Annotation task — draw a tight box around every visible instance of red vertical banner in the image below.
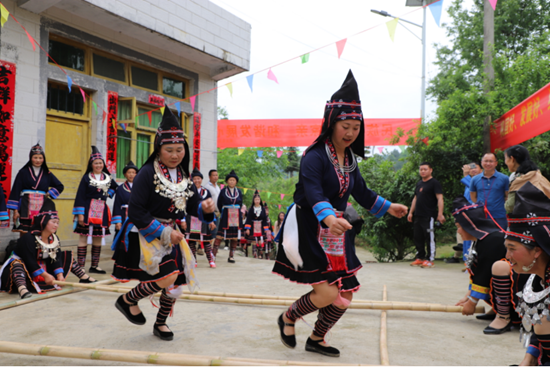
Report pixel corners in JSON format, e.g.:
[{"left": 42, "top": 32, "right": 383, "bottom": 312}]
[
  {"left": 106, "top": 91, "right": 118, "bottom": 175},
  {"left": 192, "top": 112, "right": 201, "bottom": 170},
  {"left": 0, "top": 61, "right": 15, "bottom": 200}
]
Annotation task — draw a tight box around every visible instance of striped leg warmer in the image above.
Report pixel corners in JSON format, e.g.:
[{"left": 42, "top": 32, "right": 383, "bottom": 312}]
[
  {"left": 203, "top": 241, "right": 214, "bottom": 263},
  {"left": 285, "top": 291, "right": 319, "bottom": 322},
  {"left": 11, "top": 261, "right": 28, "bottom": 289},
  {"left": 156, "top": 289, "right": 177, "bottom": 325},
  {"left": 492, "top": 275, "right": 512, "bottom": 316},
  {"left": 91, "top": 245, "right": 101, "bottom": 268},
  {"left": 213, "top": 239, "right": 221, "bottom": 257},
  {"left": 126, "top": 282, "right": 162, "bottom": 304},
  {"left": 189, "top": 241, "right": 197, "bottom": 260},
  {"left": 77, "top": 246, "right": 87, "bottom": 267},
  {"left": 313, "top": 304, "right": 348, "bottom": 339},
  {"left": 71, "top": 258, "right": 87, "bottom": 279}
]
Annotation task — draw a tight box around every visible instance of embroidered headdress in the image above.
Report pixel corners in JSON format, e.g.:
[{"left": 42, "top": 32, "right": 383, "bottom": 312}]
[
  {"left": 225, "top": 169, "right": 239, "bottom": 183},
  {"left": 451, "top": 196, "right": 501, "bottom": 240},
  {"left": 305, "top": 70, "right": 365, "bottom": 158},
  {"left": 23, "top": 142, "right": 49, "bottom": 172},
  {"left": 31, "top": 198, "right": 59, "bottom": 234},
  {"left": 191, "top": 167, "right": 203, "bottom": 179},
  {"left": 86, "top": 146, "right": 110, "bottom": 175},
  {"left": 123, "top": 160, "right": 139, "bottom": 175}
]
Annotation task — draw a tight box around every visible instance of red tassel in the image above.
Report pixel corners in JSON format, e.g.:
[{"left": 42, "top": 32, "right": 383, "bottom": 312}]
[{"left": 327, "top": 254, "right": 347, "bottom": 272}]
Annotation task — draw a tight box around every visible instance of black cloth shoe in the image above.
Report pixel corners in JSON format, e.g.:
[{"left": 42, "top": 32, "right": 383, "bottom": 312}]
[
  {"left": 115, "top": 295, "right": 146, "bottom": 325},
  {"left": 228, "top": 257, "right": 235, "bottom": 263},
  {"left": 89, "top": 266, "right": 106, "bottom": 274},
  {"left": 476, "top": 313, "right": 496, "bottom": 320},
  {"left": 79, "top": 277, "right": 98, "bottom": 283},
  {"left": 452, "top": 243, "right": 463, "bottom": 252},
  {"left": 20, "top": 290, "right": 32, "bottom": 299},
  {"left": 445, "top": 257, "right": 460, "bottom": 264},
  {"left": 153, "top": 323, "right": 174, "bottom": 341},
  {"left": 305, "top": 337, "right": 340, "bottom": 357},
  {"left": 278, "top": 313, "right": 296, "bottom": 348},
  {"left": 483, "top": 317, "right": 512, "bottom": 335}
]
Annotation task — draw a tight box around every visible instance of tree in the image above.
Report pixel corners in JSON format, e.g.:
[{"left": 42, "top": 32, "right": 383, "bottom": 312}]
[{"left": 285, "top": 147, "right": 301, "bottom": 178}]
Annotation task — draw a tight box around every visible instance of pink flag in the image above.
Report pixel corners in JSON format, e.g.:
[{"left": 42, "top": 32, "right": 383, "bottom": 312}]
[
  {"left": 79, "top": 87, "right": 86, "bottom": 103},
  {"left": 377, "top": 147, "right": 384, "bottom": 153},
  {"left": 488, "top": 0, "right": 497, "bottom": 10},
  {"left": 276, "top": 151, "right": 283, "bottom": 158},
  {"left": 220, "top": 184, "right": 225, "bottom": 189},
  {"left": 190, "top": 96, "right": 196, "bottom": 111},
  {"left": 102, "top": 111, "right": 107, "bottom": 125},
  {"left": 278, "top": 204, "right": 281, "bottom": 209},
  {"left": 336, "top": 38, "right": 347, "bottom": 59},
  {"left": 267, "top": 69, "right": 279, "bottom": 84},
  {"left": 147, "top": 111, "right": 152, "bottom": 125},
  {"left": 280, "top": 194, "right": 284, "bottom": 200},
  {"left": 24, "top": 29, "right": 35, "bottom": 51}
]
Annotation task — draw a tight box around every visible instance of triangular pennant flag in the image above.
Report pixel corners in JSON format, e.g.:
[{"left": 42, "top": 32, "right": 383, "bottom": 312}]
[
  {"left": 278, "top": 204, "right": 281, "bottom": 209},
  {"left": 244, "top": 188, "right": 248, "bottom": 194},
  {"left": 190, "top": 96, "right": 196, "bottom": 111},
  {"left": 377, "top": 147, "right": 384, "bottom": 154},
  {"left": 102, "top": 111, "right": 107, "bottom": 125},
  {"left": 335, "top": 39, "right": 347, "bottom": 59},
  {"left": 267, "top": 69, "right": 279, "bottom": 84},
  {"left": 276, "top": 151, "right": 283, "bottom": 158},
  {"left": 246, "top": 75, "right": 254, "bottom": 93},
  {"left": 79, "top": 87, "right": 86, "bottom": 103},
  {"left": 257, "top": 150, "right": 263, "bottom": 158},
  {"left": 398, "top": 145, "right": 406, "bottom": 152},
  {"left": 0, "top": 4, "right": 9, "bottom": 27},
  {"left": 122, "top": 123, "right": 127, "bottom": 133},
  {"left": 25, "top": 29, "right": 35, "bottom": 51},
  {"left": 220, "top": 184, "right": 225, "bottom": 189},
  {"left": 301, "top": 53, "right": 310, "bottom": 64},
  {"left": 160, "top": 106, "right": 165, "bottom": 115},
  {"left": 67, "top": 75, "right": 72, "bottom": 93},
  {"left": 421, "top": 137, "right": 429, "bottom": 146},
  {"left": 111, "top": 118, "right": 117, "bottom": 131},
  {"left": 175, "top": 102, "right": 181, "bottom": 116},
  {"left": 226, "top": 83, "right": 233, "bottom": 97},
  {"left": 238, "top": 148, "right": 244, "bottom": 156},
  {"left": 488, "top": 0, "right": 497, "bottom": 11},
  {"left": 429, "top": 0, "right": 443, "bottom": 27},
  {"left": 92, "top": 101, "right": 98, "bottom": 115},
  {"left": 386, "top": 18, "right": 399, "bottom": 42},
  {"left": 267, "top": 192, "right": 272, "bottom": 199},
  {"left": 280, "top": 194, "right": 284, "bottom": 200},
  {"left": 147, "top": 111, "right": 152, "bottom": 125}
]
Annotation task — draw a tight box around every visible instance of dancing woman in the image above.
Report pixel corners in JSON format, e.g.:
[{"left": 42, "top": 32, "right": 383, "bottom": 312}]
[{"left": 272, "top": 71, "right": 407, "bottom": 357}]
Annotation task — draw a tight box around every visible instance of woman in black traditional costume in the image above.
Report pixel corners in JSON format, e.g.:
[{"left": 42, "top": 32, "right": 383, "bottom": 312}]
[
  {"left": 72, "top": 146, "right": 118, "bottom": 274},
  {"left": 244, "top": 190, "right": 269, "bottom": 259},
  {"left": 213, "top": 170, "right": 243, "bottom": 263},
  {"left": 111, "top": 106, "right": 215, "bottom": 341},
  {"left": 7, "top": 143, "right": 64, "bottom": 234},
  {"left": 183, "top": 167, "right": 216, "bottom": 268},
  {"left": 0, "top": 198, "right": 96, "bottom": 299},
  {"left": 112, "top": 161, "right": 139, "bottom": 233},
  {"left": 273, "top": 71, "right": 408, "bottom": 357}
]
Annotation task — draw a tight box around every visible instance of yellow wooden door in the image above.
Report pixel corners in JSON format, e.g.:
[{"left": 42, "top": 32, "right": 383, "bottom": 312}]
[{"left": 46, "top": 117, "right": 89, "bottom": 242}]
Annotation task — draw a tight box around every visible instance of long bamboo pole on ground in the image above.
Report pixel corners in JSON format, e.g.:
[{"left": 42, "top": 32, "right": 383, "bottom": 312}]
[
  {"left": 379, "top": 285, "right": 389, "bottom": 366},
  {"left": 0, "top": 279, "right": 117, "bottom": 312},
  {"left": 0, "top": 341, "right": 373, "bottom": 366},
  {"left": 54, "top": 281, "right": 485, "bottom": 313}
]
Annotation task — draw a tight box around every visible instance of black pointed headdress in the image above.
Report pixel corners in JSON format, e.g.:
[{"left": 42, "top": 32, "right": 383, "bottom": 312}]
[
  {"left": 225, "top": 169, "right": 239, "bottom": 183},
  {"left": 305, "top": 70, "right": 365, "bottom": 158},
  {"left": 31, "top": 197, "right": 59, "bottom": 234},
  {"left": 123, "top": 161, "right": 139, "bottom": 175},
  {"left": 452, "top": 196, "right": 501, "bottom": 240},
  {"left": 86, "top": 146, "right": 111, "bottom": 175},
  {"left": 251, "top": 189, "right": 263, "bottom": 207},
  {"left": 144, "top": 105, "right": 190, "bottom": 177},
  {"left": 23, "top": 142, "right": 49, "bottom": 172},
  {"left": 191, "top": 167, "right": 203, "bottom": 179}
]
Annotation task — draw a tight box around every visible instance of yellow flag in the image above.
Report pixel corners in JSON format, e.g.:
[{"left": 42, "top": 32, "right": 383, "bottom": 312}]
[
  {"left": 160, "top": 106, "right": 165, "bottom": 115},
  {"left": 111, "top": 118, "right": 117, "bottom": 131},
  {"left": 238, "top": 148, "right": 244, "bottom": 156},
  {"left": 0, "top": 4, "right": 9, "bottom": 27},
  {"left": 386, "top": 18, "right": 399, "bottom": 42},
  {"left": 226, "top": 83, "right": 233, "bottom": 98},
  {"left": 244, "top": 188, "right": 248, "bottom": 194}
]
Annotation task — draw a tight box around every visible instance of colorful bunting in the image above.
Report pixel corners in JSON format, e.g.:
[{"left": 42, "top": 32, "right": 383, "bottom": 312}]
[
  {"left": 278, "top": 204, "right": 282, "bottom": 209},
  {"left": 421, "top": 137, "right": 429, "bottom": 146},
  {"left": 280, "top": 194, "right": 284, "bottom": 200},
  {"left": 238, "top": 148, "right": 244, "bottom": 156},
  {"left": 160, "top": 106, "right": 165, "bottom": 116},
  {"left": 276, "top": 151, "right": 283, "bottom": 158},
  {"left": 92, "top": 101, "right": 98, "bottom": 115},
  {"left": 111, "top": 118, "right": 116, "bottom": 132},
  {"left": 267, "top": 69, "right": 279, "bottom": 84},
  {"left": 122, "top": 123, "right": 127, "bottom": 133},
  {"left": 190, "top": 96, "right": 196, "bottom": 111},
  {"left": 246, "top": 75, "right": 254, "bottom": 93},
  {"left": 0, "top": 4, "right": 9, "bottom": 27},
  {"left": 79, "top": 87, "right": 86, "bottom": 103},
  {"left": 220, "top": 184, "right": 225, "bottom": 189},
  {"left": 335, "top": 39, "right": 347, "bottom": 59},
  {"left": 377, "top": 147, "right": 384, "bottom": 154},
  {"left": 175, "top": 101, "right": 181, "bottom": 116},
  {"left": 386, "top": 18, "right": 399, "bottom": 42},
  {"left": 244, "top": 188, "right": 248, "bottom": 194},
  {"left": 147, "top": 111, "right": 152, "bottom": 125},
  {"left": 429, "top": 0, "right": 443, "bottom": 27},
  {"left": 301, "top": 53, "right": 310, "bottom": 64},
  {"left": 257, "top": 150, "right": 263, "bottom": 158},
  {"left": 66, "top": 75, "right": 72, "bottom": 93},
  {"left": 102, "top": 111, "right": 107, "bottom": 125},
  {"left": 24, "top": 28, "right": 35, "bottom": 51},
  {"left": 267, "top": 192, "right": 272, "bottom": 199},
  {"left": 226, "top": 83, "right": 233, "bottom": 97},
  {"left": 488, "top": 0, "right": 497, "bottom": 11},
  {"left": 398, "top": 145, "right": 406, "bottom": 152}
]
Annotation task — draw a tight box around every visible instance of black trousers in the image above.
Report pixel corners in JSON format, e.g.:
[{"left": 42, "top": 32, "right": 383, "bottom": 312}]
[{"left": 414, "top": 216, "right": 435, "bottom": 261}]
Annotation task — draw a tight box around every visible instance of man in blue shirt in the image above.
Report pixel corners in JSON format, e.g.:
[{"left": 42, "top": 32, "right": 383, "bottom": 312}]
[{"left": 470, "top": 153, "right": 509, "bottom": 230}]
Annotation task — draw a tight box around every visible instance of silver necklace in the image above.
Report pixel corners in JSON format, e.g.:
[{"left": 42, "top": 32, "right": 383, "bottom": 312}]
[
  {"left": 35, "top": 234, "right": 60, "bottom": 261},
  {"left": 325, "top": 144, "right": 357, "bottom": 173},
  {"left": 153, "top": 159, "right": 193, "bottom": 213},
  {"left": 516, "top": 273, "right": 550, "bottom": 349},
  {"left": 89, "top": 173, "right": 111, "bottom": 196}
]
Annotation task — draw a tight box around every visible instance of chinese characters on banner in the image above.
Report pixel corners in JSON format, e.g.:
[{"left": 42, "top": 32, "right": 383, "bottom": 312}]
[
  {"left": 193, "top": 113, "right": 201, "bottom": 169},
  {"left": 490, "top": 81, "right": 550, "bottom": 151},
  {"left": 0, "top": 61, "right": 15, "bottom": 200},
  {"left": 106, "top": 91, "right": 118, "bottom": 175},
  {"left": 148, "top": 94, "right": 165, "bottom": 107},
  {"left": 217, "top": 118, "right": 421, "bottom": 148}
]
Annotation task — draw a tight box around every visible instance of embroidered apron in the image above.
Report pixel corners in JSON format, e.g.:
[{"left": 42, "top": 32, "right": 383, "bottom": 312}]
[
  {"left": 253, "top": 220, "right": 262, "bottom": 237},
  {"left": 190, "top": 216, "right": 202, "bottom": 233},
  {"left": 318, "top": 211, "right": 347, "bottom": 272},
  {"left": 27, "top": 193, "right": 44, "bottom": 218},
  {"left": 88, "top": 199, "right": 105, "bottom": 225},
  {"left": 228, "top": 208, "right": 239, "bottom": 227}
]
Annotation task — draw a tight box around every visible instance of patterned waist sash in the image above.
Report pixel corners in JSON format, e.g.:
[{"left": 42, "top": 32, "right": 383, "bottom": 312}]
[{"left": 318, "top": 210, "right": 347, "bottom": 272}]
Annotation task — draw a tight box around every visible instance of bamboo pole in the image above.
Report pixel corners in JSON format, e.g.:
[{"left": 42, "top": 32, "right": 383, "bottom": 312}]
[
  {"left": 379, "top": 285, "right": 389, "bottom": 366},
  {"left": 0, "top": 279, "right": 117, "bottom": 312},
  {"left": 54, "top": 281, "right": 485, "bottom": 313},
  {"left": 0, "top": 340, "right": 373, "bottom": 366}
]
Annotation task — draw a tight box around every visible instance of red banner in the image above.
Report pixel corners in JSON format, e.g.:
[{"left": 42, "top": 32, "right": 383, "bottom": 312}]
[
  {"left": 193, "top": 112, "right": 201, "bottom": 169},
  {"left": 0, "top": 61, "right": 15, "bottom": 200},
  {"left": 491, "top": 82, "right": 550, "bottom": 151},
  {"left": 217, "top": 118, "right": 420, "bottom": 149},
  {"left": 106, "top": 91, "right": 118, "bottom": 175}
]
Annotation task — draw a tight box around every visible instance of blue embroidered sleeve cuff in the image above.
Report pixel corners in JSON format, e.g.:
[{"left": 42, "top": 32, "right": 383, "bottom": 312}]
[
  {"left": 0, "top": 211, "right": 8, "bottom": 221},
  {"left": 32, "top": 268, "right": 45, "bottom": 277},
  {"left": 527, "top": 346, "right": 540, "bottom": 358},
  {"left": 108, "top": 189, "right": 115, "bottom": 198},
  {"left": 72, "top": 207, "right": 85, "bottom": 215},
  {"left": 111, "top": 216, "right": 122, "bottom": 224},
  {"left": 198, "top": 203, "right": 215, "bottom": 224},
  {"left": 469, "top": 290, "right": 490, "bottom": 301},
  {"left": 312, "top": 201, "right": 336, "bottom": 223},
  {"left": 369, "top": 196, "right": 392, "bottom": 218},
  {"left": 7, "top": 200, "right": 19, "bottom": 210},
  {"left": 53, "top": 268, "right": 64, "bottom": 275},
  {"left": 139, "top": 220, "right": 164, "bottom": 242},
  {"left": 48, "top": 188, "right": 60, "bottom": 199}
]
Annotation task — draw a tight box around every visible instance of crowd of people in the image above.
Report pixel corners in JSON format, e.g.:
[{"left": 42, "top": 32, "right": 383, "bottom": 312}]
[{"left": 1, "top": 69, "right": 550, "bottom": 363}]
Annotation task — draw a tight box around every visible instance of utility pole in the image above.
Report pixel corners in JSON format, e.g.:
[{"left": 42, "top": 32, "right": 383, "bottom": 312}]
[{"left": 482, "top": 0, "right": 494, "bottom": 153}]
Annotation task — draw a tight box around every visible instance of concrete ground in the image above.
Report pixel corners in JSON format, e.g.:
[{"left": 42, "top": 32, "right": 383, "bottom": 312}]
[{"left": 0, "top": 245, "right": 527, "bottom": 366}]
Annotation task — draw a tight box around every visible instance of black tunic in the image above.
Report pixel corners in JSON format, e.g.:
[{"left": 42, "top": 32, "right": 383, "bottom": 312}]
[
  {"left": 112, "top": 181, "right": 132, "bottom": 225},
  {"left": 185, "top": 186, "right": 213, "bottom": 241},
  {"left": 468, "top": 231, "right": 507, "bottom": 301},
  {"left": 216, "top": 186, "right": 243, "bottom": 239},
  {"left": 244, "top": 205, "right": 269, "bottom": 243}
]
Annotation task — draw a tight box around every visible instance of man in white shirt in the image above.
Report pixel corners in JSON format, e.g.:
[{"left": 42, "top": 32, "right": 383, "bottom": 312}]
[{"left": 205, "top": 169, "right": 221, "bottom": 240}]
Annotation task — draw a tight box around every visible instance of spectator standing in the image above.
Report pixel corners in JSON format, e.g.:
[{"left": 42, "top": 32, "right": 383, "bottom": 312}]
[
  {"left": 205, "top": 169, "right": 221, "bottom": 247},
  {"left": 470, "top": 153, "right": 509, "bottom": 230},
  {"left": 408, "top": 162, "right": 445, "bottom": 268}
]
